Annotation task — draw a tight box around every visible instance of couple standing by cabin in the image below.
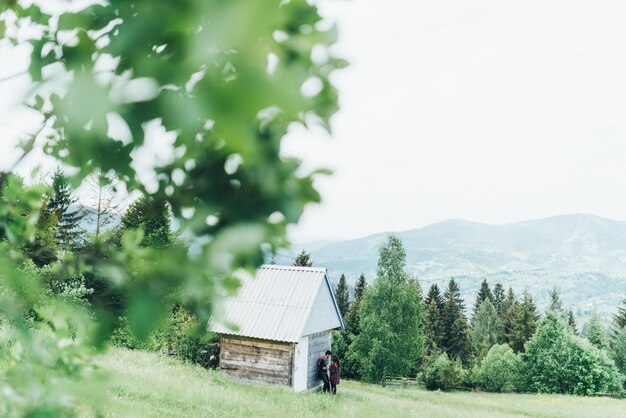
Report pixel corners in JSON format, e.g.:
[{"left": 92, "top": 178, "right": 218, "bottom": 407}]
[{"left": 317, "top": 350, "right": 341, "bottom": 394}]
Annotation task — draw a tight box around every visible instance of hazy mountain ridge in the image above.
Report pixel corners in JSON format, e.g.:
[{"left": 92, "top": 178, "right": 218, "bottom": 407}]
[
  {"left": 77, "top": 205, "right": 122, "bottom": 234},
  {"left": 283, "top": 214, "right": 626, "bottom": 321}
]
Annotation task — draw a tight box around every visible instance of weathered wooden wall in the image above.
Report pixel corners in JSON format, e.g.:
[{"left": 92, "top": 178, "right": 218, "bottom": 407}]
[
  {"left": 307, "top": 331, "right": 331, "bottom": 389},
  {"left": 220, "top": 336, "right": 294, "bottom": 386}
]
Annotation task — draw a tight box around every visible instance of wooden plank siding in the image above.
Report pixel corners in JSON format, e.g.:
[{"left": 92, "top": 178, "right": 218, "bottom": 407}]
[
  {"left": 307, "top": 331, "right": 331, "bottom": 389},
  {"left": 220, "top": 336, "right": 294, "bottom": 386}
]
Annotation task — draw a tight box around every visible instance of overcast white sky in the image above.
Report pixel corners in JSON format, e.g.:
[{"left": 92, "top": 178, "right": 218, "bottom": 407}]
[
  {"left": 3, "top": 1, "right": 626, "bottom": 241},
  {"left": 285, "top": 0, "right": 626, "bottom": 241}
]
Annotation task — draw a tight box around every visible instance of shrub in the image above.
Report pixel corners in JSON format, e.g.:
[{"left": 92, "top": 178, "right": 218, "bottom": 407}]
[
  {"left": 523, "top": 313, "right": 623, "bottom": 395},
  {"left": 110, "top": 316, "right": 151, "bottom": 350},
  {"left": 477, "top": 343, "right": 521, "bottom": 392},
  {"left": 155, "top": 307, "right": 219, "bottom": 369},
  {"left": 423, "top": 353, "right": 464, "bottom": 390}
]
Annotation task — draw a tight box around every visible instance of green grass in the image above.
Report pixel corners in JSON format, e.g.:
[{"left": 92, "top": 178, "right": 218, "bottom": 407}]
[{"left": 92, "top": 348, "right": 625, "bottom": 417}]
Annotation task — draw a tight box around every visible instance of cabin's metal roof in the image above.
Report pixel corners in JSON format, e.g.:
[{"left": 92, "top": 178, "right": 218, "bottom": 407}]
[{"left": 209, "top": 265, "right": 344, "bottom": 343}]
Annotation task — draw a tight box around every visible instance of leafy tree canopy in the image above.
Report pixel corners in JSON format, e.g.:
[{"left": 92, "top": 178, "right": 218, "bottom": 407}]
[
  {"left": 349, "top": 235, "right": 423, "bottom": 383},
  {"left": 522, "top": 313, "right": 622, "bottom": 395},
  {"left": 477, "top": 343, "right": 521, "bottom": 392}
]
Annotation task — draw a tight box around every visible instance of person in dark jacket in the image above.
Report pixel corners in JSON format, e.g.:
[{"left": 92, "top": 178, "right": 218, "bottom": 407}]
[
  {"left": 317, "top": 350, "right": 332, "bottom": 393},
  {"left": 329, "top": 355, "right": 340, "bottom": 395}
]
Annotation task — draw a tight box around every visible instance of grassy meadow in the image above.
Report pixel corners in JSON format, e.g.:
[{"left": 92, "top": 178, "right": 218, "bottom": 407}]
[{"left": 88, "top": 348, "right": 624, "bottom": 418}]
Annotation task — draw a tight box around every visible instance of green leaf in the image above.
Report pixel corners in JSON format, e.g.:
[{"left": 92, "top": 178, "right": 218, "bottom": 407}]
[{"left": 127, "top": 290, "right": 165, "bottom": 341}]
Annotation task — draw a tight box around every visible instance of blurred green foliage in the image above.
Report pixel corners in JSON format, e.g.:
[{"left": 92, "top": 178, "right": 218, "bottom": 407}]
[
  {"left": 111, "top": 307, "right": 220, "bottom": 369},
  {"left": 0, "top": 0, "right": 343, "bottom": 414}
]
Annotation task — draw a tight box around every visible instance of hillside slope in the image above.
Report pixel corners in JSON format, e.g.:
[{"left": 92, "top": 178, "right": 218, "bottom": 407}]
[
  {"left": 283, "top": 214, "right": 626, "bottom": 319},
  {"left": 93, "top": 348, "right": 625, "bottom": 417}
]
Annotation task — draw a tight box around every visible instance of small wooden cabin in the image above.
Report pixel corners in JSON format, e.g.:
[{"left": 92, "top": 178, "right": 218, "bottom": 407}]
[{"left": 209, "top": 265, "right": 345, "bottom": 392}]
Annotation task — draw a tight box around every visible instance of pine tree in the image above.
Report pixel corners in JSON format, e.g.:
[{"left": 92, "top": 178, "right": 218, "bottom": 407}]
[
  {"left": 23, "top": 196, "right": 60, "bottom": 266},
  {"left": 471, "top": 299, "right": 501, "bottom": 360},
  {"left": 498, "top": 287, "right": 516, "bottom": 344},
  {"left": 613, "top": 293, "right": 626, "bottom": 333},
  {"left": 567, "top": 309, "right": 578, "bottom": 335},
  {"left": 354, "top": 274, "right": 367, "bottom": 301},
  {"left": 547, "top": 287, "right": 563, "bottom": 316},
  {"left": 423, "top": 284, "right": 445, "bottom": 357},
  {"left": 341, "top": 274, "right": 367, "bottom": 379},
  {"left": 472, "top": 279, "right": 493, "bottom": 325},
  {"left": 119, "top": 196, "right": 175, "bottom": 248},
  {"left": 425, "top": 283, "right": 445, "bottom": 313},
  {"left": 583, "top": 311, "right": 608, "bottom": 350},
  {"left": 612, "top": 327, "right": 626, "bottom": 376},
  {"left": 349, "top": 235, "right": 423, "bottom": 382},
  {"left": 441, "top": 278, "right": 471, "bottom": 365},
  {"left": 293, "top": 250, "right": 312, "bottom": 267},
  {"left": 345, "top": 274, "right": 367, "bottom": 337},
  {"left": 492, "top": 283, "right": 505, "bottom": 316},
  {"left": 334, "top": 274, "right": 350, "bottom": 318},
  {"left": 47, "top": 168, "right": 85, "bottom": 249},
  {"left": 409, "top": 274, "right": 423, "bottom": 301},
  {"left": 506, "top": 291, "right": 539, "bottom": 353}
]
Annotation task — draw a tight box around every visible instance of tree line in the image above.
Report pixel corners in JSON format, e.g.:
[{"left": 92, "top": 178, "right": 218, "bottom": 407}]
[
  {"left": 296, "top": 236, "right": 626, "bottom": 395},
  {"left": 2, "top": 170, "right": 218, "bottom": 368}
]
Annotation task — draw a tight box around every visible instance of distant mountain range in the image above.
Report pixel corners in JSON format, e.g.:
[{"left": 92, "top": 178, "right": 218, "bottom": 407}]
[
  {"left": 77, "top": 205, "right": 122, "bottom": 234},
  {"left": 279, "top": 214, "right": 626, "bottom": 323}
]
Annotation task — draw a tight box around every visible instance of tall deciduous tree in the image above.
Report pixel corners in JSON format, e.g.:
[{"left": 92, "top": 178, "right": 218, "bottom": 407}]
[
  {"left": 293, "top": 250, "right": 313, "bottom": 267},
  {"left": 334, "top": 274, "right": 350, "bottom": 318},
  {"left": 441, "top": 278, "right": 471, "bottom": 364},
  {"left": 349, "top": 235, "right": 423, "bottom": 382}
]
